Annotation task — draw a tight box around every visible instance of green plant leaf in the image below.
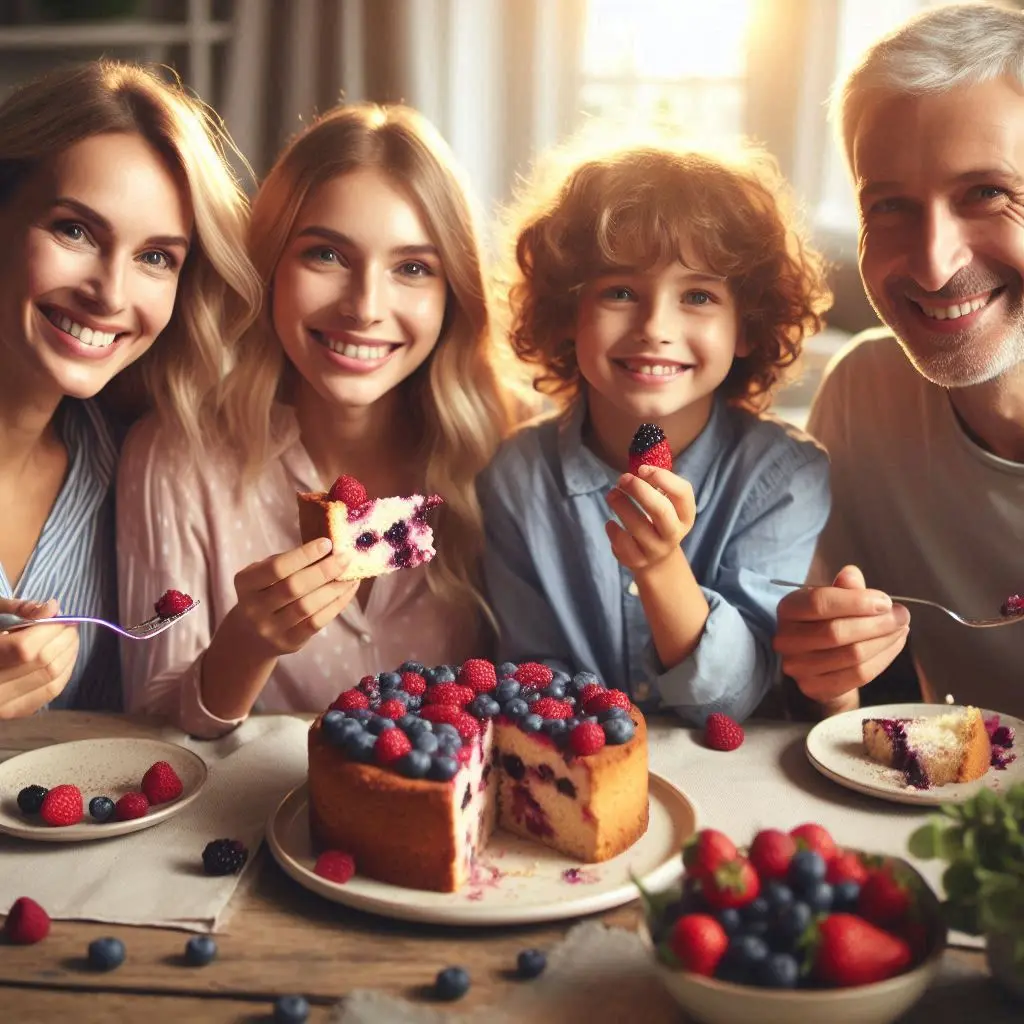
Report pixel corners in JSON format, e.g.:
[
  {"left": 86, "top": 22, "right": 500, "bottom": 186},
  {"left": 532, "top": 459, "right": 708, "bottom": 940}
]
[{"left": 908, "top": 820, "right": 943, "bottom": 859}]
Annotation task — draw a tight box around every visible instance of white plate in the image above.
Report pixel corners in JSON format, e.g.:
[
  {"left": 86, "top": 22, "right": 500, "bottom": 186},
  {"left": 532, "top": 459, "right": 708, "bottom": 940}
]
[
  {"left": 806, "top": 702, "right": 1024, "bottom": 806},
  {"left": 266, "top": 773, "right": 696, "bottom": 925},
  {"left": 0, "top": 738, "right": 208, "bottom": 841}
]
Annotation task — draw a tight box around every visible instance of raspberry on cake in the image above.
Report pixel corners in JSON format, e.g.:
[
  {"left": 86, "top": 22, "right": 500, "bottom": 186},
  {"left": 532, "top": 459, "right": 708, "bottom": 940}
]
[
  {"left": 862, "top": 706, "right": 992, "bottom": 788},
  {"left": 296, "top": 474, "right": 443, "bottom": 581},
  {"left": 307, "top": 659, "right": 649, "bottom": 892}
]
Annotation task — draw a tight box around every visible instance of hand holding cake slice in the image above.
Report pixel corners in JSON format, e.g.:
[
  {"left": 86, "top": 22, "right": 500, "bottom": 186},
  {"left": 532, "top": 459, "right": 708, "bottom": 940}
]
[{"left": 297, "top": 474, "right": 443, "bottom": 582}]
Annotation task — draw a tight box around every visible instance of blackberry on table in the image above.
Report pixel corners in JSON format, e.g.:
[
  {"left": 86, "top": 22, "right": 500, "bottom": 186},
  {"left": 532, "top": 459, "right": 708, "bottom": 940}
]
[{"left": 201, "top": 838, "right": 249, "bottom": 876}]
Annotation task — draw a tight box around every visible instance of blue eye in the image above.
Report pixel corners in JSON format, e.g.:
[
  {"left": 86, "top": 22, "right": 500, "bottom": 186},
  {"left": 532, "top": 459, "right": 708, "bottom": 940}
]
[
  {"left": 685, "top": 291, "right": 712, "bottom": 305},
  {"left": 139, "top": 250, "right": 175, "bottom": 270},
  {"left": 55, "top": 221, "right": 87, "bottom": 242}
]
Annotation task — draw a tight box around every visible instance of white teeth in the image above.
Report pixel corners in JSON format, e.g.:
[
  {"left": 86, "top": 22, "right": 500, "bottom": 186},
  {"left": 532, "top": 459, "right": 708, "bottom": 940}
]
[
  {"left": 324, "top": 337, "right": 393, "bottom": 361},
  {"left": 625, "top": 362, "right": 682, "bottom": 376},
  {"left": 47, "top": 310, "right": 117, "bottom": 347},
  {"left": 919, "top": 294, "right": 990, "bottom": 321}
]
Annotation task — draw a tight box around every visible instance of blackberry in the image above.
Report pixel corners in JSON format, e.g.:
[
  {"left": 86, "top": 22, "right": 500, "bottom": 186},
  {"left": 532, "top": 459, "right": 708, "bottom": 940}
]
[
  {"left": 201, "top": 839, "right": 249, "bottom": 876},
  {"left": 88, "top": 937, "right": 126, "bottom": 972},
  {"left": 273, "top": 994, "right": 310, "bottom": 1024},
  {"left": 184, "top": 935, "right": 218, "bottom": 966},
  {"left": 434, "top": 965, "right": 470, "bottom": 1001},
  {"left": 628, "top": 422, "right": 666, "bottom": 456},
  {"left": 516, "top": 948, "right": 547, "bottom": 979},
  {"left": 17, "top": 785, "right": 48, "bottom": 816},
  {"left": 383, "top": 520, "right": 409, "bottom": 545},
  {"left": 89, "top": 796, "right": 116, "bottom": 823}
]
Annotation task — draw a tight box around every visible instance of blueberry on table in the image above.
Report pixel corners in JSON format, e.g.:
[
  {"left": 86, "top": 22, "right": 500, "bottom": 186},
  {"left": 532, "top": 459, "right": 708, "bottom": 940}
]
[
  {"left": 184, "top": 935, "right": 217, "bottom": 966},
  {"left": 17, "top": 785, "right": 48, "bottom": 816},
  {"left": 434, "top": 965, "right": 471, "bottom": 1000},
  {"left": 273, "top": 994, "right": 310, "bottom": 1023},
  {"left": 87, "top": 937, "right": 126, "bottom": 971},
  {"left": 516, "top": 948, "right": 547, "bottom": 979}
]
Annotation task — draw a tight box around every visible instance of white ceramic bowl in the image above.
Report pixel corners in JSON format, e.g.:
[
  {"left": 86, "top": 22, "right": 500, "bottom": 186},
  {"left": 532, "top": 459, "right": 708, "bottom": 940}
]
[{"left": 643, "top": 858, "right": 947, "bottom": 1024}]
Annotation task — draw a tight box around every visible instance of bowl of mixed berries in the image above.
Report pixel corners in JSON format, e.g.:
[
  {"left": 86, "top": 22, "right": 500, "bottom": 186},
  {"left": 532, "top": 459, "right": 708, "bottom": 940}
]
[{"left": 639, "top": 823, "right": 946, "bottom": 1024}]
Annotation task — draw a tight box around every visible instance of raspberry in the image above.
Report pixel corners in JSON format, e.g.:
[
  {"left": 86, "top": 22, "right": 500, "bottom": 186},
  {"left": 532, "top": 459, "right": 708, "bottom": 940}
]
[
  {"left": 419, "top": 703, "right": 461, "bottom": 726},
  {"left": 578, "top": 683, "right": 605, "bottom": 707},
  {"left": 514, "top": 662, "right": 553, "bottom": 689},
  {"left": 628, "top": 423, "right": 673, "bottom": 474},
  {"left": 568, "top": 722, "right": 606, "bottom": 756},
  {"left": 4, "top": 897, "right": 50, "bottom": 945},
  {"left": 584, "top": 689, "right": 630, "bottom": 715},
  {"left": 141, "top": 761, "right": 183, "bottom": 805},
  {"left": 332, "top": 689, "right": 370, "bottom": 712},
  {"left": 314, "top": 850, "right": 356, "bottom": 884},
  {"left": 40, "top": 784, "right": 82, "bottom": 827},
  {"left": 704, "top": 712, "right": 744, "bottom": 752},
  {"left": 375, "top": 728, "right": 413, "bottom": 765},
  {"left": 452, "top": 712, "right": 481, "bottom": 742},
  {"left": 424, "top": 682, "right": 474, "bottom": 707},
  {"left": 327, "top": 474, "right": 368, "bottom": 507},
  {"left": 377, "top": 699, "right": 407, "bottom": 720},
  {"left": 400, "top": 671, "right": 427, "bottom": 696},
  {"left": 154, "top": 589, "right": 193, "bottom": 619},
  {"left": 532, "top": 698, "right": 574, "bottom": 720},
  {"left": 457, "top": 745, "right": 474, "bottom": 764},
  {"left": 114, "top": 792, "right": 150, "bottom": 821},
  {"left": 458, "top": 659, "right": 497, "bottom": 693},
  {"left": 202, "top": 839, "right": 249, "bottom": 875}
]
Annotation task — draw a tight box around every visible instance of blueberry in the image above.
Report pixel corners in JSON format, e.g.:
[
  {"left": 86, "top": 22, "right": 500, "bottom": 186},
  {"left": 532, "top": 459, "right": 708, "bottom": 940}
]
[
  {"left": 497, "top": 661, "right": 518, "bottom": 678},
  {"left": 516, "top": 948, "right": 547, "bottom": 979},
  {"left": 755, "top": 952, "right": 800, "bottom": 989},
  {"left": 494, "top": 679, "right": 521, "bottom": 703},
  {"left": 804, "top": 880, "right": 834, "bottom": 914},
  {"left": 433, "top": 722, "right": 459, "bottom": 742},
  {"left": 347, "top": 708, "right": 374, "bottom": 722},
  {"left": 404, "top": 695, "right": 423, "bottom": 712},
  {"left": 399, "top": 660, "right": 426, "bottom": 674},
  {"left": 771, "top": 901, "right": 812, "bottom": 944},
  {"left": 762, "top": 880, "right": 794, "bottom": 914},
  {"left": 425, "top": 665, "right": 456, "bottom": 685},
  {"left": 467, "top": 695, "right": 501, "bottom": 719},
  {"left": 540, "top": 718, "right": 567, "bottom": 740},
  {"left": 404, "top": 717, "right": 433, "bottom": 736},
  {"left": 787, "top": 850, "right": 827, "bottom": 892},
  {"left": 520, "top": 713, "right": 543, "bottom": 733},
  {"left": 716, "top": 907, "right": 743, "bottom": 935},
  {"left": 659, "top": 898, "right": 688, "bottom": 930},
  {"left": 324, "top": 713, "right": 360, "bottom": 746},
  {"left": 365, "top": 715, "right": 396, "bottom": 735},
  {"left": 550, "top": 670, "right": 571, "bottom": 687},
  {"left": 184, "top": 935, "right": 217, "bottom": 966},
  {"left": 579, "top": 714, "right": 598, "bottom": 725},
  {"left": 598, "top": 706, "right": 629, "bottom": 723},
  {"left": 503, "top": 697, "right": 529, "bottom": 719},
  {"left": 378, "top": 671, "right": 402, "bottom": 690},
  {"left": 396, "top": 713, "right": 418, "bottom": 732},
  {"left": 398, "top": 750, "right": 432, "bottom": 779},
  {"left": 435, "top": 735, "right": 462, "bottom": 758},
  {"left": 434, "top": 965, "right": 470, "bottom": 1000},
  {"left": 572, "top": 671, "right": 598, "bottom": 693},
  {"left": 541, "top": 681, "right": 567, "bottom": 700},
  {"left": 832, "top": 880, "right": 861, "bottom": 913},
  {"left": 88, "top": 937, "right": 126, "bottom": 971},
  {"left": 273, "top": 994, "right": 310, "bottom": 1023},
  {"left": 388, "top": 689, "right": 411, "bottom": 706},
  {"left": 602, "top": 717, "right": 636, "bottom": 745},
  {"left": 428, "top": 755, "right": 460, "bottom": 782},
  {"left": 741, "top": 896, "right": 770, "bottom": 927},
  {"left": 722, "top": 934, "right": 770, "bottom": 983},
  {"left": 89, "top": 796, "right": 115, "bottom": 822},
  {"left": 565, "top": 717, "right": 581, "bottom": 731},
  {"left": 523, "top": 690, "right": 541, "bottom": 705},
  {"left": 343, "top": 731, "right": 377, "bottom": 763},
  {"left": 16, "top": 785, "right": 48, "bottom": 815},
  {"left": 412, "top": 731, "right": 440, "bottom": 755}
]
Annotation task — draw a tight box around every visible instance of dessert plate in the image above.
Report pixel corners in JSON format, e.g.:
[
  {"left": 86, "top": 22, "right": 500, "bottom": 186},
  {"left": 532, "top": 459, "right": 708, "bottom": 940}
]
[
  {"left": 806, "top": 703, "right": 1024, "bottom": 806},
  {"left": 0, "top": 738, "right": 208, "bottom": 841},
  {"left": 266, "top": 773, "right": 696, "bottom": 926}
]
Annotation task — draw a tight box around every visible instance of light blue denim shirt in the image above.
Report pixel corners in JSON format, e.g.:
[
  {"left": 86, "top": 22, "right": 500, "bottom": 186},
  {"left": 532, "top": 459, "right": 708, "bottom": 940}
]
[{"left": 478, "top": 395, "right": 831, "bottom": 725}]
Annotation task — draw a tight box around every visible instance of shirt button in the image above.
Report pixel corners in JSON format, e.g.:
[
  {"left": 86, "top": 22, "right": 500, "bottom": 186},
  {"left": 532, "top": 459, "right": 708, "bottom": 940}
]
[
  {"left": 358, "top": 632, "right": 372, "bottom": 645},
  {"left": 634, "top": 682, "right": 652, "bottom": 700},
  {"left": 627, "top": 581, "right": 639, "bottom": 596}
]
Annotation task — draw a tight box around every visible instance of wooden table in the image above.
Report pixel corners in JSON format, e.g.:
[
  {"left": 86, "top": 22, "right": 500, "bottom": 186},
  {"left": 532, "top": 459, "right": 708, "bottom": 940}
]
[{"left": 0, "top": 713, "right": 996, "bottom": 1023}]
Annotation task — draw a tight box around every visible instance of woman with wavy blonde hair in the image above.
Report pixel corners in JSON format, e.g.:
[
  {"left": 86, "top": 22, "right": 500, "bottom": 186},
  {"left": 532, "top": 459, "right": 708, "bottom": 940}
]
[
  {"left": 119, "top": 103, "right": 515, "bottom": 737},
  {"left": 0, "top": 60, "right": 258, "bottom": 719}
]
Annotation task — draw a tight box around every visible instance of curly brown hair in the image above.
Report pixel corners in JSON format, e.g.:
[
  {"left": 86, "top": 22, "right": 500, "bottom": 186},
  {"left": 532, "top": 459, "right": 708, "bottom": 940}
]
[{"left": 501, "top": 137, "right": 832, "bottom": 412}]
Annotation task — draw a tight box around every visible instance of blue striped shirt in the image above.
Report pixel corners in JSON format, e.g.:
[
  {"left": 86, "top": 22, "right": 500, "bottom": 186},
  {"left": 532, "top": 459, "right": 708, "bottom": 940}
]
[
  {"left": 0, "top": 399, "right": 121, "bottom": 710},
  {"left": 479, "top": 395, "right": 831, "bottom": 725}
]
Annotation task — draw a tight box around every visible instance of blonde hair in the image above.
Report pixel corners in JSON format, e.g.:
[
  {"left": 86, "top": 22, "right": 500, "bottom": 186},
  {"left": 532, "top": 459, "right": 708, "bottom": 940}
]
[
  {"left": 217, "top": 102, "right": 515, "bottom": 628},
  {"left": 0, "top": 60, "right": 261, "bottom": 443}
]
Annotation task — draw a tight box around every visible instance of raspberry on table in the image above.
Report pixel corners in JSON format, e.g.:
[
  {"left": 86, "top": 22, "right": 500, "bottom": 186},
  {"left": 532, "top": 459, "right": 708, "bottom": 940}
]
[
  {"left": 3, "top": 896, "right": 50, "bottom": 945},
  {"left": 704, "top": 712, "right": 744, "bottom": 752}
]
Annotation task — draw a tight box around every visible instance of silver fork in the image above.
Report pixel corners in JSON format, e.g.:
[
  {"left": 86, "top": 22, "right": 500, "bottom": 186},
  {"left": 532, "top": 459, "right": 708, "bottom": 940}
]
[
  {"left": 770, "top": 580, "right": 1024, "bottom": 630},
  {"left": 3, "top": 601, "right": 200, "bottom": 641}
]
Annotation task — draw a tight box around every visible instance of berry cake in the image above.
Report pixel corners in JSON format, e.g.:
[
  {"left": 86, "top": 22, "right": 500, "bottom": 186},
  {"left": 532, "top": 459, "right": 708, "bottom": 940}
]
[
  {"left": 307, "top": 659, "right": 649, "bottom": 892},
  {"left": 297, "top": 474, "right": 443, "bottom": 582},
  {"left": 862, "top": 706, "right": 992, "bottom": 789}
]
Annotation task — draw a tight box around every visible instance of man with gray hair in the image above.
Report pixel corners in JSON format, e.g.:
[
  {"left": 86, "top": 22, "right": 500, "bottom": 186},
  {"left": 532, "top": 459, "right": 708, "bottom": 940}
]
[{"left": 774, "top": 1, "right": 1024, "bottom": 719}]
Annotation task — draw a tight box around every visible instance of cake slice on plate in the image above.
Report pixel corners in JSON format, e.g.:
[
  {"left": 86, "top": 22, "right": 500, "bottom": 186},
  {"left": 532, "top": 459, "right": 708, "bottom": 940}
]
[
  {"left": 862, "top": 706, "right": 992, "bottom": 789},
  {"left": 297, "top": 474, "right": 443, "bottom": 582}
]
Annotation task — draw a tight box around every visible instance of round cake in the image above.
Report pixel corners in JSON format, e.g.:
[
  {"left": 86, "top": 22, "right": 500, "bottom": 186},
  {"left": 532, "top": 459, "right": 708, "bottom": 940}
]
[{"left": 307, "top": 658, "right": 649, "bottom": 892}]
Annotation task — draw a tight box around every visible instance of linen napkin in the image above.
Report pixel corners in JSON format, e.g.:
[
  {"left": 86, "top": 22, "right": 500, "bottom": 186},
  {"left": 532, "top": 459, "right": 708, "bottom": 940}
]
[{"left": 0, "top": 715, "right": 309, "bottom": 932}]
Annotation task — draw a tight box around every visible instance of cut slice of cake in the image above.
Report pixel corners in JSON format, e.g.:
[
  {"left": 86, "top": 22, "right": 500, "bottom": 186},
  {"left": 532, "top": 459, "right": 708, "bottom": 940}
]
[
  {"left": 297, "top": 474, "right": 443, "bottom": 582},
  {"left": 862, "top": 706, "right": 992, "bottom": 789}
]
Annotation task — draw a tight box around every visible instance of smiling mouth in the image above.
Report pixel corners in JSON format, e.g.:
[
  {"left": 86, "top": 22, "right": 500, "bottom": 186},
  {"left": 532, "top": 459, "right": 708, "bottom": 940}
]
[
  {"left": 310, "top": 330, "right": 399, "bottom": 362},
  {"left": 615, "top": 359, "right": 692, "bottom": 377},
  {"left": 909, "top": 288, "right": 1003, "bottom": 322},
  {"left": 43, "top": 307, "right": 123, "bottom": 349}
]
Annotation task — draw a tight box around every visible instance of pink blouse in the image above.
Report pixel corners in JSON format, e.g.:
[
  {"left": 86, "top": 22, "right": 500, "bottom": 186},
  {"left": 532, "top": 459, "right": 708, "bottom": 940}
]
[{"left": 117, "top": 408, "right": 481, "bottom": 738}]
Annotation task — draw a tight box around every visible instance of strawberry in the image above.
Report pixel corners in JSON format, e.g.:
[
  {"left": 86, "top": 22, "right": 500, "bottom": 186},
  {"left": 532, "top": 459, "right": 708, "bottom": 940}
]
[
  {"left": 314, "top": 850, "right": 356, "bottom": 884},
  {"left": 457, "top": 659, "right": 497, "bottom": 693},
  {"left": 811, "top": 913, "right": 912, "bottom": 987},
  {"left": 513, "top": 662, "right": 553, "bottom": 689},
  {"left": 451, "top": 712, "right": 481, "bottom": 743},
  {"left": 40, "top": 784, "right": 82, "bottom": 827},
  {"left": 790, "top": 823, "right": 837, "bottom": 860},
  {"left": 154, "top": 588, "right": 193, "bottom": 619},
  {"left": 327, "top": 474, "right": 368, "bottom": 507},
  {"left": 374, "top": 729, "right": 412, "bottom": 766},
  {"left": 376, "top": 699, "right": 407, "bottom": 720},
  {"left": 4, "top": 897, "right": 50, "bottom": 945},
  {"left": 667, "top": 914, "right": 728, "bottom": 976},
  {"left": 701, "top": 856, "right": 761, "bottom": 910},
  {"left": 748, "top": 828, "right": 796, "bottom": 881},
  {"left": 399, "top": 671, "right": 427, "bottom": 697},
  {"left": 141, "top": 761, "right": 183, "bottom": 805},
  {"left": 858, "top": 865, "right": 913, "bottom": 929},
  {"left": 568, "top": 722, "right": 606, "bottom": 756},
  {"left": 114, "top": 792, "right": 150, "bottom": 821},
  {"left": 826, "top": 850, "right": 869, "bottom": 886},
  {"left": 332, "top": 689, "right": 370, "bottom": 713},
  {"left": 628, "top": 423, "right": 673, "bottom": 474},
  {"left": 704, "top": 713, "right": 744, "bottom": 751},
  {"left": 584, "top": 689, "right": 631, "bottom": 715},
  {"left": 683, "top": 829, "right": 738, "bottom": 877},
  {"left": 424, "top": 683, "right": 474, "bottom": 707},
  {"left": 532, "top": 698, "right": 574, "bottom": 720}
]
